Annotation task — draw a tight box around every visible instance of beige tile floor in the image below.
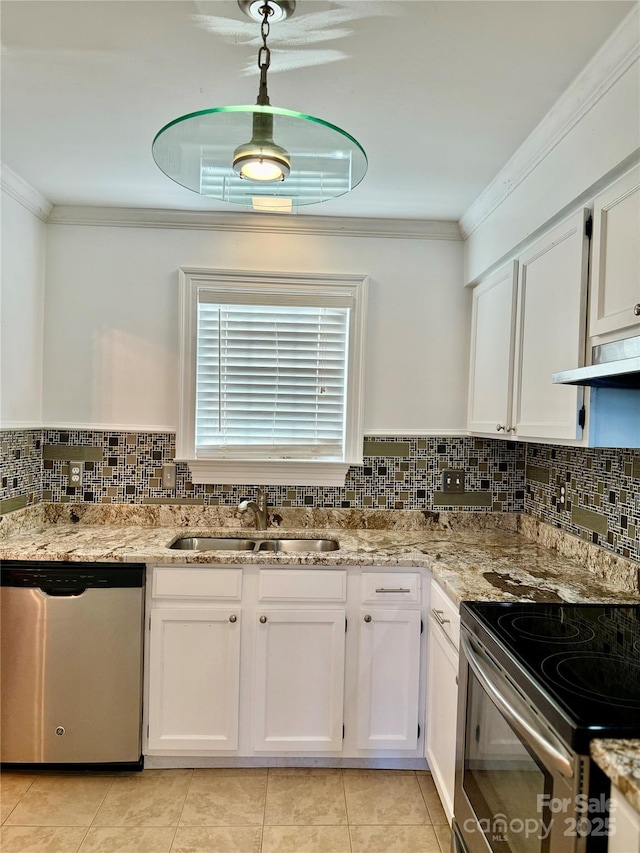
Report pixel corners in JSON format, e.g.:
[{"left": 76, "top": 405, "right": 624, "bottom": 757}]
[{"left": 1, "top": 768, "right": 452, "bottom": 853}]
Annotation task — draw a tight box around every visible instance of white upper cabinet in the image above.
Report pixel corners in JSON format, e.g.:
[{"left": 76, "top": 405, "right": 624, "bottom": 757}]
[
  {"left": 589, "top": 165, "right": 640, "bottom": 341},
  {"left": 467, "top": 262, "right": 518, "bottom": 435},
  {"left": 513, "top": 209, "right": 589, "bottom": 441},
  {"left": 467, "top": 208, "right": 589, "bottom": 442}
]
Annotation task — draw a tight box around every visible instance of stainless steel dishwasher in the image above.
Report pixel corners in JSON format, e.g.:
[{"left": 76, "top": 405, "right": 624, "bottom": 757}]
[{"left": 1, "top": 560, "right": 145, "bottom": 769}]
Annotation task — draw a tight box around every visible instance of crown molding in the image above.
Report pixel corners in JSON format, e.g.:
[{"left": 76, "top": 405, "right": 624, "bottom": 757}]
[
  {"left": 459, "top": 5, "right": 640, "bottom": 240},
  {"left": 48, "top": 204, "right": 461, "bottom": 241},
  {"left": 0, "top": 163, "right": 52, "bottom": 222}
]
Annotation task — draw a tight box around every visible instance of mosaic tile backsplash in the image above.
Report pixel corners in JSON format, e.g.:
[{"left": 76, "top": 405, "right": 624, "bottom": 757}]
[
  {"left": 1, "top": 428, "right": 639, "bottom": 562},
  {"left": 525, "top": 443, "right": 640, "bottom": 562},
  {"left": 0, "top": 429, "right": 43, "bottom": 512}
]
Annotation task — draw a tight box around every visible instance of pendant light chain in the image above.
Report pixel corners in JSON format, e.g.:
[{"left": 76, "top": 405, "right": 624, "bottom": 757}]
[{"left": 256, "top": 3, "right": 273, "bottom": 106}]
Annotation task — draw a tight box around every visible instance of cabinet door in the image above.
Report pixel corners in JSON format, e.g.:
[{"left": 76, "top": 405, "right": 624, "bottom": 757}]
[
  {"left": 425, "top": 617, "right": 458, "bottom": 823},
  {"left": 253, "top": 609, "right": 345, "bottom": 752},
  {"left": 148, "top": 608, "right": 241, "bottom": 751},
  {"left": 608, "top": 786, "right": 640, "bottom": 853},
  {"left": 467, "top": 261, "right": 519, "bottom": 436},
  {"left": 589, "top": 166, "right": 640, "bottom": 339},
  {"left": 514, "top": 209, "right": 589, "bottom": 440},
  {"left": 356, "top": 609, "right": 421, "bottom": 751}
]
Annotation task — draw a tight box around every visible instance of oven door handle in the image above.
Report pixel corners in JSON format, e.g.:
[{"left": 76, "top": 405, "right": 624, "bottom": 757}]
[{"left": 461, "top": 631, "right": 574, "bottom": 779}]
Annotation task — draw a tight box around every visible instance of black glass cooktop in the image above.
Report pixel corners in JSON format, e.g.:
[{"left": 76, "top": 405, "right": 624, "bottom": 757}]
[{"left": 461, "top": 601, "right": 640, "bottom": 752}]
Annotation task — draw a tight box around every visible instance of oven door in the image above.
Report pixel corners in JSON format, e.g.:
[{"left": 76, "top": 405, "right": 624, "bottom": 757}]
[{"left": 453, "top": 626, "right": 586, "bottom": 853}]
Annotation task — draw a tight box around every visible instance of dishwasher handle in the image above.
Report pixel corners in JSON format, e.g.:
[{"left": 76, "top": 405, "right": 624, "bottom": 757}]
[{"left": 41, "top": 586, "right": 87, "bottom": 596}]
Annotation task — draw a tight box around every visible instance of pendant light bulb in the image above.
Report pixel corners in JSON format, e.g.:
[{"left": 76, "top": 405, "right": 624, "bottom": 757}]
[{"left": 232, "top": 110, "right": 291, "bottom": 182}]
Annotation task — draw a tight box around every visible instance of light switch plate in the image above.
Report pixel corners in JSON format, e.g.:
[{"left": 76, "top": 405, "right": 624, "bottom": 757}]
[
  {"left": 162, "top": 463, "right": 177, "bottom": 489},
  {"left": 442, "top": 469, "right": 465, "bottom": 493}
]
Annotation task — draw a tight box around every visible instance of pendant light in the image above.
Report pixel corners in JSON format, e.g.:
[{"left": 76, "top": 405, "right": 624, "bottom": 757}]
[{"left": 152, "top": 0, "right": 367, "bottom": 210}]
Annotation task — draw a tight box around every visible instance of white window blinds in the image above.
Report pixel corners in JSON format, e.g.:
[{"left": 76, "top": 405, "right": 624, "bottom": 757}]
[{"left": 195, "top": 301, "right": 350, "bottom": 460}]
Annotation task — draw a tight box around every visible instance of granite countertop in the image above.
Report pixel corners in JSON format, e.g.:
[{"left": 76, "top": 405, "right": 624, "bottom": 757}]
[
  {"left": 1, "top": 502, "right": 639, "bottom": 808},
  {"left": 2, "top": 503, "right": 639, "bottom": 606}
]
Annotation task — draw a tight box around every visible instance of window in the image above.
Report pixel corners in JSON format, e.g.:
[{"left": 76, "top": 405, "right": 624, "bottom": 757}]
[{"left": 177, "top": 269, "right": 368, "bottom": 485}]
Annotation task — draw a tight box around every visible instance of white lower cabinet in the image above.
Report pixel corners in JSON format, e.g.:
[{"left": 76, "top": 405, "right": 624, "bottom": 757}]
[
  {"left": 147, "top": 607, "right": 241, "bottom": 751},
  {"left": 253, "top": 609, "right": 346, "bottom": 751},
  {"left": 609, "top": 786, "right": 640, "bottom": 853},
  {"left": 356, "top": 608, "right": 421, "bottom": 750},
  {"left": 425, "top": 580, "right": 460, "bottom": 824},
  {"left": 145, "top": 564, "right": 429, "bottom": 762}
]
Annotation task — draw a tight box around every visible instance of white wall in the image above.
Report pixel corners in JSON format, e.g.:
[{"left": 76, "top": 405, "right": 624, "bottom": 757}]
[
  {"left": 0, "top": 191, "right": 47, "bottom": 426},
  {"left": 464, "top": 40, "right": 640, "bottom": 283},
  {"left": 42, "top": 224, "right": 468, "bottom": 434}
]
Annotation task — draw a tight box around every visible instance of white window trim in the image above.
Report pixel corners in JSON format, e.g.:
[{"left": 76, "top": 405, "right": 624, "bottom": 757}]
[{"left": 176, "top": 268, "right": 368, "bottom": 486}]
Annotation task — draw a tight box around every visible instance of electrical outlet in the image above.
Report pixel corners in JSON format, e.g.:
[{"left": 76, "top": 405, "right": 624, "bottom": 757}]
[
  {"left": 442, "top": 469, "right": 465, "bottom": 493},
  {"left": 68, "top": 461, "right": 83, "bottom": 489},
  {"left": 162, "top": 463, "right": 177, "bottom": 489}
]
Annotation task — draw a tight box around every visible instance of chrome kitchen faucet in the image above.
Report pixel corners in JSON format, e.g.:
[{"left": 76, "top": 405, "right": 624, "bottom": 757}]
[{"left": 238, "top": 487, "right": 269, "bottom": 530}]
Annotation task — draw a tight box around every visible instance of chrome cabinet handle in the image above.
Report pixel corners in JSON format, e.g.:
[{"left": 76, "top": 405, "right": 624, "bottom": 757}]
[
  {"left": 229, "top": 614, "right": 237, "bottom": 623},
  {"left": 461, "top": 630, "right": 574, "bottom": 779},
  {"left": 259, "top": 615, "right": 267, "bottom": 624},
  {"left": 635, "top": 303, "right": 640, "bottom": 316},
  {"left": 497, "top": 424, "right": 514, "bottom": 433},
  {"left": 375, "top": 587, "right": 411, "bottom": 594},
  {"left": 431, "top": 608, "right": 450, "bottom": 626},
  {"left": 364, "top": 615, "right": 372, "bottom": 623},
  {"left": 496, "top": 423, "right": 506, "bottom": 431}
]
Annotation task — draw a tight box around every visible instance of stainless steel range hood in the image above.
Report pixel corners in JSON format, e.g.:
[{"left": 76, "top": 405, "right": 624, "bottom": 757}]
[{"left": 552, "top": 335, "right": 640, "bottom": 389}]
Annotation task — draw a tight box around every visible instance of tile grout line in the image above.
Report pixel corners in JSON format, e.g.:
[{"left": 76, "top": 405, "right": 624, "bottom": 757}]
[
  {"left": 168, "top": 767, "right": 195, "bottom": 852},
  {"left": 341, "top": 769, "right": 353, "bottom": 853},
  {"left": 1, "top": 772, "right": 39, "bottom": 826}
]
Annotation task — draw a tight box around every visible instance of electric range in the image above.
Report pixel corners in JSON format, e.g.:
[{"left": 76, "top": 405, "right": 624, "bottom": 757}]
[
  {"left": 453, "top": 601, "right": 640, "bottom": 853},
  {"left": 460, "top": 601, "right": 640, "bottom": 753}
]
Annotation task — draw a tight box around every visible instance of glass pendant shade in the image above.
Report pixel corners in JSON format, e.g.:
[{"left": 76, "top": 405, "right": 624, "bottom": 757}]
[{"left": 152, "top": 104, "right": 367, "bottom": 208}]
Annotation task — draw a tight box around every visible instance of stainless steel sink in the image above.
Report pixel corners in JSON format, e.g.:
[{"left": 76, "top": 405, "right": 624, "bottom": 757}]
[
  {"left": 169, "top": 536, "right": 339, "bottom": 552},
  {"left": 169, "top": 537, "right": 257, "bottom": 551},
  {"left": 256, "top": 539, "right": 339, "bottom": 552}
]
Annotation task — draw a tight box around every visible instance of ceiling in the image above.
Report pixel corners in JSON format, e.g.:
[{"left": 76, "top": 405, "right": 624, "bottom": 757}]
[{"left": 1, "top": 0, "right": 635, "bottom": 221}]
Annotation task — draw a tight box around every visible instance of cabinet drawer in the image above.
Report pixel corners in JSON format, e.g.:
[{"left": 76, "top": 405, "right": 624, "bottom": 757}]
[
  {"left": 429, "top": 580, "right": 460, "bottom": 649},
  {"left": 360, "top": 572, "right": 421, "bottom": 604},
  {"left": 153, "top": 567, "right": 243, "bottom": 600},
  {"left": 258, "top": 570, "right": 346, "bottom": 602}
]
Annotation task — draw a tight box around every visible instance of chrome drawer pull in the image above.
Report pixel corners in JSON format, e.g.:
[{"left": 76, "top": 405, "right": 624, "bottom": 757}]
[
  {"left": 431, "top": 608, "right": 450, "bottom": 626},
  {"left": 375, "top": 587, "right": 411, "bottom": 593}
]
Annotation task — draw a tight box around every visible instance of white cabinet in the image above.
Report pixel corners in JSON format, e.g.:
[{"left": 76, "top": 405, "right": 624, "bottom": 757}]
[
  {"left": 425, "top": 581, "right": 460, "bottom": 824},
  {"left": 467, "top": 261, "right": 518, "bottom": 435},
  {"left": 589, "top": 165, "right": 640, "bottom": 341},
  {"left": 356, "top": 572, "right": 423, "bottom": 751},
  {"left": 147, "top": 607, "right": 241, "bottom": 751},
  {"left": 146, "top": 564, "right": 429, "bottom": 763},
  {"left": 356, "top": 608, "right": 421, "bottom": 750},
  {"left": 513, "top": 209, "right": 589, "bottom": 441},
  {"left": 609, "top": 785, "right": 640, "bottom": 853},
  {"left": 467, "top": 209, "right": 589, "bottom": 442},
  {"left": 253, "top": 608, "right": 346, "bottom": 752},
  {"left": 253, "top": 569, "right": 347, "bottom": 752}
]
